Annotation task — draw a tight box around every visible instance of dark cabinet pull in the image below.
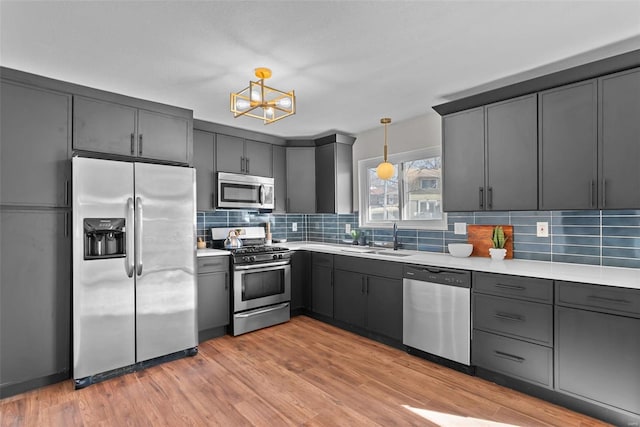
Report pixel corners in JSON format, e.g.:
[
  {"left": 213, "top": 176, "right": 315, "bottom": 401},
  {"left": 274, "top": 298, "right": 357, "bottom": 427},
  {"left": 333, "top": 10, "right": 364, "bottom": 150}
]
[
  {"left": 479, "top": 187, "right": 484, "bottom": 209},
  {"left": 241, "top": 157, "right": 245, "bottom": 172},
  {"left": 365, "top": 277, "right": 369, "bottom": 294},
  {"left": 138, "top": 134, "right": 143, "bottom": 156},
  {"left": 494, "top": 350, "right": 525, "bottom": 363},
  {"left": 495, "top": 283, "right": 525, "bottom": 291},
  {"left": 487, "top": 187, "right": 493, "bottom": 209},
  {"left": 246, "top": 158, "right": 250, "bottom": 173},
  {"left": 494, "top": 312, "right": 524, "bottom": 322},
  {"left": 130, "top": 133, "right": 135, "bottom": 155},
  {"left": 587, "top": 295, "right": 631, "bottom": 305}
]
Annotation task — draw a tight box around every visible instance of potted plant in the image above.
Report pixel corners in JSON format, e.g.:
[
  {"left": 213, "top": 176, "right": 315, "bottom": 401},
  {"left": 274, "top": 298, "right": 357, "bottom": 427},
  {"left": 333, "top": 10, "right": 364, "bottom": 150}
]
[{"left": 489, "top": 225, "right": 508, "bottom": 260}]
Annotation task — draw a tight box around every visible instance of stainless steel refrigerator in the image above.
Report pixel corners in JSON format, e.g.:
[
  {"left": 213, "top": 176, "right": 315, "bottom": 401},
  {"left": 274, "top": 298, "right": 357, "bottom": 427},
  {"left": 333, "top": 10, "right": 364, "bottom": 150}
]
[{"left": 72, "top": 156, "right": 197, "bottom": 387}]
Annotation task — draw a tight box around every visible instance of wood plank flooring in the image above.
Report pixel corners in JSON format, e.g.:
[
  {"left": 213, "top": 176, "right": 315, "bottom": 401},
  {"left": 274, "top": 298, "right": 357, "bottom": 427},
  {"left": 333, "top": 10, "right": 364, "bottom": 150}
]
[{"left": 1, "top": 316, "right": 610, "bottom": 426}]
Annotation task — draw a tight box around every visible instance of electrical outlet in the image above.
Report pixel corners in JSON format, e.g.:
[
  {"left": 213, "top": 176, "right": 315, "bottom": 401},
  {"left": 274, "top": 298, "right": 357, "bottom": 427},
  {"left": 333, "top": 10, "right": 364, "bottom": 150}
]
[
  {"left": 292, "top": 222, "right": 297, "bottom": 232},
  {"left": 345, "top": 224, "right": 351, "bottom": 234},
  {"left": 454, "top": 222, "right": 467, "bottom": 235},
  {"left": 537, "top": 222, "right": 549, "bottom": 237}
]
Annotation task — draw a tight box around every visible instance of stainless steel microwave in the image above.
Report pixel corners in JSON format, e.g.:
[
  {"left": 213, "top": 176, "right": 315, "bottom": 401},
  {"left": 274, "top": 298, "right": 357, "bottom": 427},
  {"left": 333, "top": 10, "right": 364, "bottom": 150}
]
[{"left": 216, "top": 172, "right": 274, "bottom": 210}]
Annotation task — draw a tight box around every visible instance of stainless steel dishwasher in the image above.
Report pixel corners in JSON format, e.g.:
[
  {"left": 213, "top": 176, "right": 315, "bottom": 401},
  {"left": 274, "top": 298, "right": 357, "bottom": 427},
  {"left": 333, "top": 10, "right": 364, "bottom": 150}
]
[{"left": 403, "top": 264, "right": 471, "bottom": 366}]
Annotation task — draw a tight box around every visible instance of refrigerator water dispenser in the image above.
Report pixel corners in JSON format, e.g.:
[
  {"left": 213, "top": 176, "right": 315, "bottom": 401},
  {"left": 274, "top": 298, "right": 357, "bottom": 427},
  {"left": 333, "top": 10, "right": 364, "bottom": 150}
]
[{"left": 84, "top": 218, "right": 126, "bottom": 259}]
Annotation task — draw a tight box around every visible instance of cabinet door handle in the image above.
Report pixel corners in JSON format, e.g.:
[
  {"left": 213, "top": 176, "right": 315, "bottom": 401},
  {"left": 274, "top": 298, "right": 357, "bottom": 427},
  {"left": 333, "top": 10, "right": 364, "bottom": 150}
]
[
  {"left": 494, "top": 350, "right": 525, "bottom": 363},
  {"left": 241, "top": 157, "right": 245, "bottom": 172},
  {"left": 494, "top": 312, "right": 524, "bottom": 322},
  {"left": 246, "top": 158, "right": 250, "bottom": 173},
  {"left": 494, "top": 283, "right": 525, "bottom": 291},
  {"left": 138, "top": 134, "right": 143, "bottom": 156},
  {"left": 366, "top": 277, "right": 369, "bottom": 294},
  {"left": 130, "top": 133, "right": 135, "bottom": 155},
  {"left": 587, "top": 295, "right": 631, "bottom": 305},
  {"left": 479, "top": 187, "right": 484, "bottom": 209},
  {"left": 487, "top": 187, "right": 493, "bottom": 209}
]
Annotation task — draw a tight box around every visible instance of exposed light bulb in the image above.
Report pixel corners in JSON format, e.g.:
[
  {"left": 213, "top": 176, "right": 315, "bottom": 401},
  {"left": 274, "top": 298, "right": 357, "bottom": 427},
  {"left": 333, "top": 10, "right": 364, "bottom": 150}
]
[
  {"left": 235, "top": 99, "right": 250, "bottom": 110},
  {"left": 277, "top": 97, "right": 292, "bottom": 109},
  {"left": 251, "top": 88, "right": 261, "bottom": 102},
  {"left": 265, "top": 107, "right": 274, "bottom": 117}
]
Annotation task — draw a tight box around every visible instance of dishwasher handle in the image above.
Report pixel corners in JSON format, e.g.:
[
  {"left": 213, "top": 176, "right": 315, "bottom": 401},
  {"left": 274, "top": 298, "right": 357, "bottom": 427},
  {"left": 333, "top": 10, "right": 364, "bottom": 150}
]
[{"left": 403, "top": 265, "right": 471, "bottom": 288}]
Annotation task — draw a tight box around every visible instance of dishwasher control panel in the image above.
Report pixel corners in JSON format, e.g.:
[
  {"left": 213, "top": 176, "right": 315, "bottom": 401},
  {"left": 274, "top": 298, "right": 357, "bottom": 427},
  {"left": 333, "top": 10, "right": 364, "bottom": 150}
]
[{"left": 403, "top": 265, "right": 471, "bottom": 288}]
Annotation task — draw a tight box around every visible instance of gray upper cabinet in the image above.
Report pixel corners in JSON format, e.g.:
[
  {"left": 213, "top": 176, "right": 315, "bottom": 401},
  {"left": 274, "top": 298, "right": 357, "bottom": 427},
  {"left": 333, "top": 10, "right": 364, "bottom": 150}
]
[
  {"left": 443, "top": 95, "right": 536, "bottom": 212},
  {"left": 599, "top": 67, "right": 640, "bottom": 209},
  {"left": 1, "top": 81, "right": 71, "bottom": 207},
  {"left": 442, "top": 108, "right": 485, "bottom": 211},
  {"left": 1, "top": 210, "right": 71, "bottom": 398},
  {"left": 73, "top": 96, "right": 191, "bottom": 164},
  {"left": 539, "top": 80, "right": 598, "bottom": 210},
  {"left": 286, "top": 147, "right": 316, "bottom": 213},
  {"left": 272, "top": 145, "right": 287, "bottom": 213},
  {"left": 485, "top": 95, "right": 538, "bottom": 211},
  {"left": 194, "top": 130, "right": 215, "bottom": 211},
  {"left": 316, "top": 142, "right": 353, "bottom": 214},
  {"left": 216, "top": 134, "right": 273, "bottom": 177}
]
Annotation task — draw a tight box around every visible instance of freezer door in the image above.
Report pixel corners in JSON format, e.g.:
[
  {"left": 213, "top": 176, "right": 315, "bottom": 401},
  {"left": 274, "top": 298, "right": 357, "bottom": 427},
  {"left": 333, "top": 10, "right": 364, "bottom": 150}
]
[
  {"left": 134, "top": 163, "right": 197, "bottom": 362},
  {"left": 72, "top": 157, "right": 135, "bottom": 379}
]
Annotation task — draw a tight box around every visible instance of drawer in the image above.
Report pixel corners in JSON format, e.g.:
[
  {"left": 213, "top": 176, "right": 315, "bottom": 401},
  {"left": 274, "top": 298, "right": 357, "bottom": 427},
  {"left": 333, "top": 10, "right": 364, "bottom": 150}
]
[
  {"left": 197, "top": 256, "right": 229, "bottom": 274},
  {"left": 473, "top": 272, "right": 553, "bottom": 303},
  {"left": 334, "top": 255, "right": 403, "bottom": 279},
  {"left": 473, "top": 330, "right": 553, "bottom": 388},
  {"left": 556, "top": 281, "right": 640, "bottom": 318},
  {"left": 474, "top": 294, "right": 552, "bottom": 346},
  {"left": 312, "top": 252, "right": 333, "bottom": 268}
]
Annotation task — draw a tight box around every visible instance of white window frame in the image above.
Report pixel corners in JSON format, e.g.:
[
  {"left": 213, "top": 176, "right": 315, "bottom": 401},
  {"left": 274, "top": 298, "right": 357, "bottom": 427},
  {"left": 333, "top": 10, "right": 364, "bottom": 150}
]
[{"left": 358, "top": 147, "right": 447, "bottom": 230}]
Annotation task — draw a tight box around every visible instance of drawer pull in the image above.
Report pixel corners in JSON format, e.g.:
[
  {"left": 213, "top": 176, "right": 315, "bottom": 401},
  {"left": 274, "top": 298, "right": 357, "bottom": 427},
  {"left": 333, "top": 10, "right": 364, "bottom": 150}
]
[
  {"left": 495, "top": 283, "right": 526, "bottom": 291},
  {"left": 587, "top": 295, "right": 631, "bottom": 305},
  {"left": 494, "top": 312, "right": 524, "bottom": 322},
  {"left": 494, "top": 350, "right": 525, "bottom": 363},
  {"left": 201, "top": 263, "right": 222, "bottom": 268}
]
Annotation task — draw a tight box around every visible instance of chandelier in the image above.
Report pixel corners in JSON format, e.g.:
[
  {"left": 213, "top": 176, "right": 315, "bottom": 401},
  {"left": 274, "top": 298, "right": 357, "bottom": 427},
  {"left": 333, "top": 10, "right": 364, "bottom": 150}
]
[
  {"left": 376, "top": 118, "right": 395, "bottom": 180},
  {"left": 230, "top": 67, "right": 296, "bottom": 124}
]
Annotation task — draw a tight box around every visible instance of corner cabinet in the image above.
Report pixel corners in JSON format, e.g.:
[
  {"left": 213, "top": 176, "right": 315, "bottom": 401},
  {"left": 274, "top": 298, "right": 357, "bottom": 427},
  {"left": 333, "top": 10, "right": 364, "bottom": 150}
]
[
  {"left": 442, "top": 94, "right": 537, "bottom": 212},
  {"left": 197, "top": 257, "right": 230, "bottom": 342},
  {"left": 73, "top": 96, "right": 192, "bottom": 164},
  {"left": 598, "top": 67, "right": 640, "bottom": 209},
  {"left": 286, "top": 147, "right": 316, "bottom": 213},
  {"left": 539, "top": 80, "right": 598, "bottom": 210},
  {"left": 555, "top": 281, "right": 640, "bottom": 419},
  {"left": 216, "top": 134, "right": 273, "bottom": 177},
  {"left": 315, "top": 135, "right": 354, "bottom": 214}
]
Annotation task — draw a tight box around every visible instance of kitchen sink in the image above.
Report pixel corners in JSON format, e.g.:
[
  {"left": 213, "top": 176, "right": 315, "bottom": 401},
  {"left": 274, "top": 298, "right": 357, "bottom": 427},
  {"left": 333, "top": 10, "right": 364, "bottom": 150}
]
[{"left": 340, "top": 247, "right": 376, "bottom": 254}]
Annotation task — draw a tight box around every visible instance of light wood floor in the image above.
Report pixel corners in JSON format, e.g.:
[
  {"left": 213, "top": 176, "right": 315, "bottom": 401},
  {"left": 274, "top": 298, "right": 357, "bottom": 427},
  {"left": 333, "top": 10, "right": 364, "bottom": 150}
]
[{"left": 1, "top": 316, "right": 609, "bottom": 426}]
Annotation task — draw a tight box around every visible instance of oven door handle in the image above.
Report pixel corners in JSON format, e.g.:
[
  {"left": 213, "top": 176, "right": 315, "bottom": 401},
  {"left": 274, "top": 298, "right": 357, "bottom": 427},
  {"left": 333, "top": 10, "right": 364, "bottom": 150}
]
[
  {"left": 235, "top": 302, "right": 290, "bottom": 318},
  {"left": 234, "top": 261, "right": 290, "bottom": 271}
]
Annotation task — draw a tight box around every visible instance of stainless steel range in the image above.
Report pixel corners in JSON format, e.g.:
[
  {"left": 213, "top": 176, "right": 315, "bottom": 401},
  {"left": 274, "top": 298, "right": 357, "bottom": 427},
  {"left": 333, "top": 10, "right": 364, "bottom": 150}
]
[{"left": 212, "top": 227, "right": 291, "bottom": 336}]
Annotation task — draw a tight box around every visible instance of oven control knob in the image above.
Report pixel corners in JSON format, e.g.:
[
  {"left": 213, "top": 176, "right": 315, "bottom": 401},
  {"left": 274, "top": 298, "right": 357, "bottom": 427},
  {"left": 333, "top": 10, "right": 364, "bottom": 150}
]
[
  {"left": 272, "top": 254, "right": 278, "bottom": 260},
  {"left": 249, "top": 256, "right": 256, "bottom": 262},
  {"left": 278, "top": 254, "right": 284, "bottom": 259}
]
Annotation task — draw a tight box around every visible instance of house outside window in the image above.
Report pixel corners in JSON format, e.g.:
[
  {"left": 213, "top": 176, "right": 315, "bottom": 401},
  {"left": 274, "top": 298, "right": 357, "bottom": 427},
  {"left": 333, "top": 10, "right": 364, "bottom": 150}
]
[{"left": 359, "top": 147, "right": 446, "bottom": 230}]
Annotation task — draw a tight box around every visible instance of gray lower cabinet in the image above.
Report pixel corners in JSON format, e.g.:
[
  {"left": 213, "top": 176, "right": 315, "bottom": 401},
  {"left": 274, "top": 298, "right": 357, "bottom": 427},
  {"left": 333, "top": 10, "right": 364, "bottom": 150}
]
[
  {"left": 1, "top": 210, "right": 71, "bottom": 398},
  {"left": 442, "top": 94, "right": 537, "bottom": 211},
  {"left": 290, "top": 250, "right": 310, "bottom": 313},
  {"left": 272, "top": 145, "right": 287, "bottom": 213},
  {"left": 472, "top": 272, "right": 554, "bottom": 388},
  {"left": 555, "top": 281, "right": 640, "bottom": 417},
  {"left": 333, "top": 256, "right": 403, "bottom": 341},
  {"left": 197, "top": 257, "right": 230, "bottom": 342},
  {"left": 216, "top": 134, "right": 273, "bottom": 177},
  {"left": 73, "top": 96, "right": 191, "bottom": 164},
  {"left": 310, "top": 253, "right": 333, "bottom": 318},
  {"left": 286, "top": 147, "right": 316, "bottom": 213},
  {"left": 599, "top": 67, "right": 640, "bottom": 209},
  {"left": 194, "top": 130, "right": 215, "bottom": 210},
  {"left": 539, "top": 80, "right": 598, "bottom": 210},
  {"left": 1, "top": 80, "right": 71, "bottom": 208}
]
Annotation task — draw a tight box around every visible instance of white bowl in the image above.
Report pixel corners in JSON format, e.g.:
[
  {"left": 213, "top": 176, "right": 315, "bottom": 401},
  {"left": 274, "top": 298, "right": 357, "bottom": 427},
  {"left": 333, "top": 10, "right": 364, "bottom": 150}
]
[{"left": 448, "top": 243, "right": 473, "bottom": 258}]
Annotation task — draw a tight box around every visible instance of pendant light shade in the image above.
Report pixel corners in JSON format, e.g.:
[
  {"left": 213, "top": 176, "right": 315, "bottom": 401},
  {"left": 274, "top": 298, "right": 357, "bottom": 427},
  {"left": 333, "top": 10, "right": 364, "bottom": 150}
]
[{"left": 376, "top": 118, "right": 395, "bottom": 180}]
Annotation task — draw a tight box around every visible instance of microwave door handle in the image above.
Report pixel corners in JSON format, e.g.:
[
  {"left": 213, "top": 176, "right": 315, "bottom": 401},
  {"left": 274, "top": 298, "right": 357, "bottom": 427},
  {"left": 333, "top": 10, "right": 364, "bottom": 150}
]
[
  {"left": 259, "top": 184, "right": 265, "bottom": 205},
  {"left": 125, "top": 198, "right": 135, "bottom": 277},
  {"left": 135, "top": 197, "right": 143, "bottom": 276}
]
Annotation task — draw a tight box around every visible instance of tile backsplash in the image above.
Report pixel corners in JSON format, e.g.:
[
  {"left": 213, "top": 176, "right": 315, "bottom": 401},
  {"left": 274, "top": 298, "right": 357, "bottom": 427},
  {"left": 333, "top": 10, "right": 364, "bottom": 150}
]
[{"left": 197, "top": 209, "right": 640, "bottom": 269}]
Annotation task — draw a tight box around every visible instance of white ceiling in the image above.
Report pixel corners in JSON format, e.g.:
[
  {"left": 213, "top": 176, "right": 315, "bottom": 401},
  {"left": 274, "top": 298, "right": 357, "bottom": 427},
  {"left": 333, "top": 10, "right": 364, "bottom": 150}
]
[{"left": 1, "top": 1, "right": 639, "bottom": 139}]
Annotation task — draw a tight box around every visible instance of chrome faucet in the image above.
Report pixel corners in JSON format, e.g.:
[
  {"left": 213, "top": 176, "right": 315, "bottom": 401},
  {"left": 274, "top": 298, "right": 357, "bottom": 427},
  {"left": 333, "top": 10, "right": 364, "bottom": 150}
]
[{"left": 393, "top": 222, "right": 399, "bottom": 250}]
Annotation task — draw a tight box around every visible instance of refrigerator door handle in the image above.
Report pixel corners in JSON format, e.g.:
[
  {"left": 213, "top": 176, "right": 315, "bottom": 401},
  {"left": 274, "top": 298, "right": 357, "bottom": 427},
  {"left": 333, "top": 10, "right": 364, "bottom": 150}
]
[
  {"left": 126, "top": 198, "right": 135, "bottom": 277},
  {"left": 135, "top": 197, "right": 143, "bottom": 276}
]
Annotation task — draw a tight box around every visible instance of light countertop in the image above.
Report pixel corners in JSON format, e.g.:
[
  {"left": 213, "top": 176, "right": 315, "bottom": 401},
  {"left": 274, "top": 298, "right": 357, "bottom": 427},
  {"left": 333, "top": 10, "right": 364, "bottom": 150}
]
[{"left": 281, "top": 242, "right": 640, "bottom": 290}]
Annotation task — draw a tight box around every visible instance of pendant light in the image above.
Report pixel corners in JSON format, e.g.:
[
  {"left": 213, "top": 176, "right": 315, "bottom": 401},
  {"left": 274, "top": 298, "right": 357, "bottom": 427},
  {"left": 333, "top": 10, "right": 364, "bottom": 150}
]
[
  {"left": 230, "top": 67, "right": 295, "bottom": 124},
  {"left": 376, "top": 118, "right": 395, "bottom": 180}
]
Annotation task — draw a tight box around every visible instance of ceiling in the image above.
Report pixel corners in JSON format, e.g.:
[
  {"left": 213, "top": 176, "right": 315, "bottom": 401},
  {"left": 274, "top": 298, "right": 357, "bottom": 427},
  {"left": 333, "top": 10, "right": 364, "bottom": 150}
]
[{"left": 1, "top": 1, "right": 639, "bottom": 139}]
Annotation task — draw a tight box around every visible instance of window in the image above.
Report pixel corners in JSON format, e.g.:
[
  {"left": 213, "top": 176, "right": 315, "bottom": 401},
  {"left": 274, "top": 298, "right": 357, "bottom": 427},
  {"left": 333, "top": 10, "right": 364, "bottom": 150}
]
[{"left": 358, "top": 147, "right": 446, "bottom": 230}]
